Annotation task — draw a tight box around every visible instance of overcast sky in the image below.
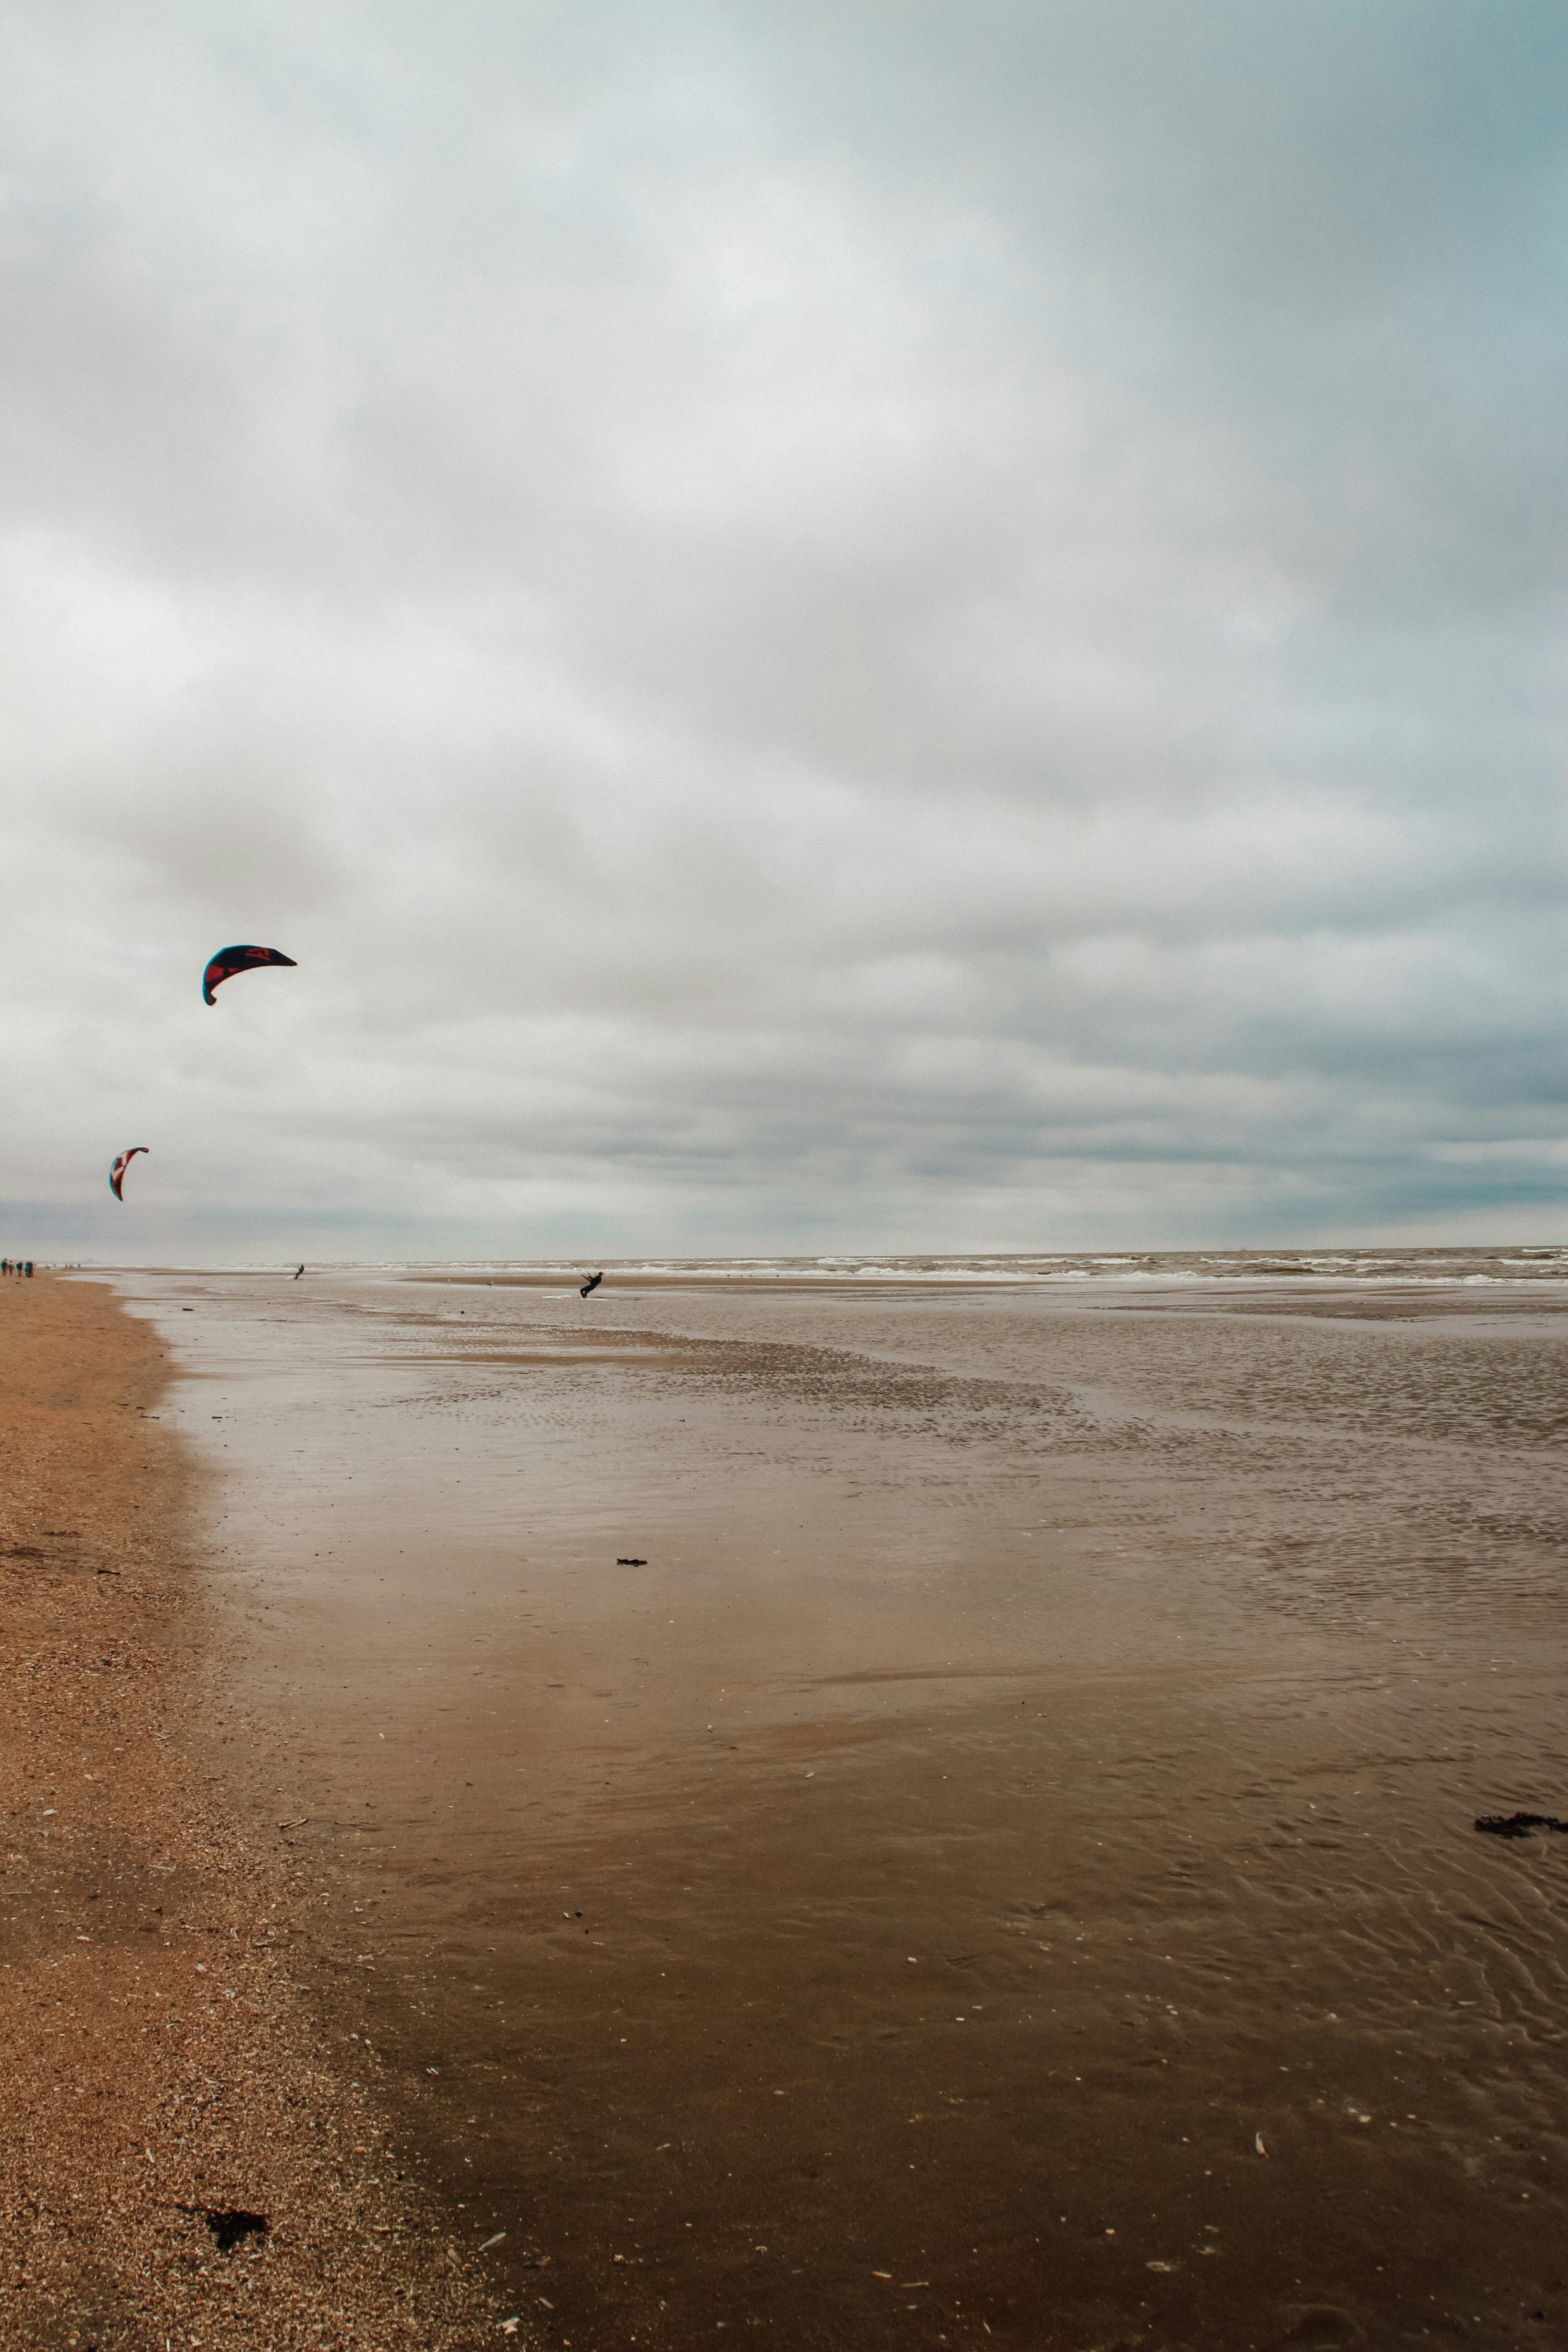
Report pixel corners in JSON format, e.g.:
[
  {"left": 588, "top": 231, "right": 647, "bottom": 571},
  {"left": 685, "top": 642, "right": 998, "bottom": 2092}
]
[{"left": 2, "top": 0, "right": 1564, "bottom": 1259}]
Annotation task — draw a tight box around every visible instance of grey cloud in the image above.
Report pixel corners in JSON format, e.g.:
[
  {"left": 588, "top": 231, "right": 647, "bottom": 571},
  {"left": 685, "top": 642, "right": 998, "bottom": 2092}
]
[{"left": 0, "top": 1, "right": 1563, "bottom": 1258}]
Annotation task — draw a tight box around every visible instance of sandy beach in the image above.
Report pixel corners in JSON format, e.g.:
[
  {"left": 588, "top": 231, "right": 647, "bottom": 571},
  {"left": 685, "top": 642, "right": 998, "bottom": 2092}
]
[
  {"left": 6, "top": 1256, "right": 1568, "bottom": 2352},
  {"left": 0, "top": 1277, "right": 505, "bottom": 2351}
]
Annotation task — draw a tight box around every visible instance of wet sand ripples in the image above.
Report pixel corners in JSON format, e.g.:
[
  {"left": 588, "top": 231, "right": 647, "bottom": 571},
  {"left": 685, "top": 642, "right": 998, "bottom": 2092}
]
[{"left": 104, "top": 1260, "right": 1568, "bottom": 2351}]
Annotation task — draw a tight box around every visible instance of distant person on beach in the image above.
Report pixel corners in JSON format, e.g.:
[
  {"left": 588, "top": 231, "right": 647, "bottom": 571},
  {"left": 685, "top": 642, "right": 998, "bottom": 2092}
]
[
  {"left": 24, "top": 1262, "right": 32, "bottom": 1277},
  {"left": 580, "top": 1271, "right": 603, "bottom": 1298},
  {"left": 294, "top": 1264, "right": 304, "bottom": 1279}
]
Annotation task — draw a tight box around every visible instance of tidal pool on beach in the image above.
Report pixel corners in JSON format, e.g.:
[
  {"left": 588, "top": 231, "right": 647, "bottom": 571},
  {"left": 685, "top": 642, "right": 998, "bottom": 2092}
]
[{"left": 105, "top": 1256, "right": 1568, "bottom": 2351}]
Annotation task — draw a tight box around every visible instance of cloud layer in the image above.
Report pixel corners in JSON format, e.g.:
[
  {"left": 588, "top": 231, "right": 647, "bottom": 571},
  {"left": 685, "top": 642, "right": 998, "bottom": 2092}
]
[{"left": 2, "top": 0, "right": 1564, "bottom": 1256}]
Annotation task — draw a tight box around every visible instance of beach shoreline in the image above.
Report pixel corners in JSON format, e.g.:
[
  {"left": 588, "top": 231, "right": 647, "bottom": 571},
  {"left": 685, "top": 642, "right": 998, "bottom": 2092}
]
[
  {"left": 15, "top": 1258, "right": 1567, "bottom": 2351},
  {"left": 0, "top": 1277, "right": 510, "bottom": 2352},
  {"left": 88, "top": 1254, "right": 1568, "bottom": 2352}
]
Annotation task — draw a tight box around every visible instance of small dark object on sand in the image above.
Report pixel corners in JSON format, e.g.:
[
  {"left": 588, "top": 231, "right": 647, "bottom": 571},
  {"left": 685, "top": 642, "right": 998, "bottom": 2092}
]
[
  {"left": 1475, "top": 1812, "right": 1568, "bottom": 1839},
  {"left": 202, "top": 2209, "right": 270, "bottom": 2253},
  {"left": 617, "top": 1556, "right": 647, "bottom": 1565},
  {"left": 580, "top": 1271, "right": 603, "bottom": 1297}
]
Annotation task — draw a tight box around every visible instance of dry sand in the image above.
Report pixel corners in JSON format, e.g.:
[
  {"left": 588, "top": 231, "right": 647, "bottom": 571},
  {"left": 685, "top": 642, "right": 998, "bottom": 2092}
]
[{"left": 0, "top": 1277, "right": 512, "bottom": 2352}]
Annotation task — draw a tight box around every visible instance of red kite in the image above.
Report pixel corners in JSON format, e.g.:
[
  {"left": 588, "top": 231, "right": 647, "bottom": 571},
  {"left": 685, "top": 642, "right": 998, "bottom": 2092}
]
[
  {"left": 110, "top": 1148, "right": 149, "bottom": 1200},
  {"left": 202, "top": 944, "right": 296, "bottom": 1005}
]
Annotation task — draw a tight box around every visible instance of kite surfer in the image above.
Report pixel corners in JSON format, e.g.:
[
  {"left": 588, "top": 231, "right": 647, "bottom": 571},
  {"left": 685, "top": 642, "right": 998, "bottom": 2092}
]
[{"left": 580, "top": 1271, "right": 603, "bottom": 1298}]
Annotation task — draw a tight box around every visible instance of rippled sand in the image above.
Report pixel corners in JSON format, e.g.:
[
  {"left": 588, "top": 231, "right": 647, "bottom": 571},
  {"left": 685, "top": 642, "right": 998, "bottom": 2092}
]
[{"left": 107, "top": 1259, "right": 1568, "bottom": 2350}]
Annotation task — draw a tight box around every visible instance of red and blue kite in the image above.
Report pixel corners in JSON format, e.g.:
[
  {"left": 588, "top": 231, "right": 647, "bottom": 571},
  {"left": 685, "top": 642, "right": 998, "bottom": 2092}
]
[
  {"left": 110, "top": 1148, "right": 149, "bottom": 1200},
  {"left": 202, "top": 944, "right": 297, "bottom": 1005}
]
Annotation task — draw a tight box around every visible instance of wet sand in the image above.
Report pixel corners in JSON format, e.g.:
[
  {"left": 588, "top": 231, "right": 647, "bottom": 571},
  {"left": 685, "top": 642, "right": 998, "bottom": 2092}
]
[
  {"left": 95, "top": 1260, "right": 1568, "bottom": 2351},
  {"left": 0, "top": 1277, "right": 506, "bottom": 2351}
]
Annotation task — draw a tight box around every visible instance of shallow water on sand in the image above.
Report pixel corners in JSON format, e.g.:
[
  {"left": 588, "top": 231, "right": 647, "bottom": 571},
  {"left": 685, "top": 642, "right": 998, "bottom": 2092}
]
[{"left": 107, "top": 1261, "right": 1568, "bottom": 2351}]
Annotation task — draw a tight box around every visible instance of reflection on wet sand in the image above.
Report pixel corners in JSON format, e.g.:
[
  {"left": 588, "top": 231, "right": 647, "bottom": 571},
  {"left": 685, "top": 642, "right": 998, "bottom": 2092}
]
[{"left": 112, "top": 1258, "right": 1568, "bottom": 2351}]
